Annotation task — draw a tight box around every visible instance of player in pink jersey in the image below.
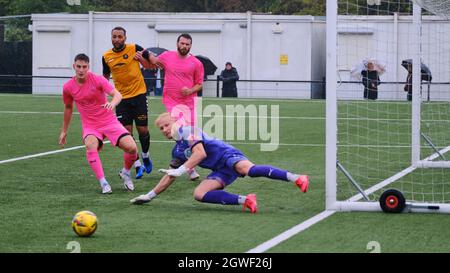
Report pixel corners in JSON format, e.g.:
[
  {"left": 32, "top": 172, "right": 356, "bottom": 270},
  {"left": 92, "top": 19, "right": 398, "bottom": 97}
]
[
  {"left": 136, "top": 33, "right": 204, "bottom": 180},
  {"left": 137, "top": 33, "right": 204, "bottom": 126},
  {"left": 59, "top": 53, "right": 139, "bottom": 194}
]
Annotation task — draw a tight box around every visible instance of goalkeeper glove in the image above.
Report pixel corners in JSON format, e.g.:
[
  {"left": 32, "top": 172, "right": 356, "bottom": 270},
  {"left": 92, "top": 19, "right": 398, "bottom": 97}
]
[{"left": 159, "top": 165, "right": 189, "bottom": 177}]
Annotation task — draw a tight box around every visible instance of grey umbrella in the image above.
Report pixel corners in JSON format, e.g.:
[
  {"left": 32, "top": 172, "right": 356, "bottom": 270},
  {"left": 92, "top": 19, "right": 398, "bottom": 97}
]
[
  {"left": 401, "top": 59, "right": 432, "bottom": 82},
  {"left": 146, "top": 47, "right": 168, "bottom": 57},
  {"left": 195, "top": 55, "right": 217, "bottom": 76}
]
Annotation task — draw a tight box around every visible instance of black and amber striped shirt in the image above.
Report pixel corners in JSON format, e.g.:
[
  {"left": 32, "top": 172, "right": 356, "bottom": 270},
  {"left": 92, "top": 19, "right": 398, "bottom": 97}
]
[{"left": 102, "top": 44, "right": 147, "bottom": 99}]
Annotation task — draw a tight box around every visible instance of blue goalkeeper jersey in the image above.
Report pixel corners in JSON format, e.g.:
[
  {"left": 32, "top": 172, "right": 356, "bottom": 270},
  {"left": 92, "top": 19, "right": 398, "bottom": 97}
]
[{"left": 171, "top": 126, "right": 245, "bottom": 171}]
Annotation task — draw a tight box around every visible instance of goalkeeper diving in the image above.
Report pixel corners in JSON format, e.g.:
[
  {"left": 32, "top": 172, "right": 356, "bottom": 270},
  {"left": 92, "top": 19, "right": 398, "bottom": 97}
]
[{"left": 130, "top": 112, "right": 309, "bottom": 213}]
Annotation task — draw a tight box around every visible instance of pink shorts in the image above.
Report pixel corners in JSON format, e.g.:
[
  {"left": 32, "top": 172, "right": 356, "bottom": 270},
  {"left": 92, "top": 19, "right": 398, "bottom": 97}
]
[
  {"left": 164, "top": 100, "right": 197, "bottom": 126},
  {"left": 82, "top": 120, "right": 129, "bottom": 147}
]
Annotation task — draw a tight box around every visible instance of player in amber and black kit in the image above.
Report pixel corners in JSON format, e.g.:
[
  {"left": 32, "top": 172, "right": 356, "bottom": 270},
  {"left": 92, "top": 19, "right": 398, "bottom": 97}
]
[{"left": 103, "top": 26, "right": 153, "bottom": 180}]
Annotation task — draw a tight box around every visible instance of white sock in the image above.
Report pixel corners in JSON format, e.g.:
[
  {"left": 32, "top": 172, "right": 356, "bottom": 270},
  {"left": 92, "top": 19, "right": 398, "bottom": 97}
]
[
  {"left": 99, "top": 177, "right": 109, "bottom": 187},
  {"left": 287, "top": 172, "right": 300, "bottom": 183},
  {"left": 142, "top": 152, "right": 149, "bottom": 159},
  {"left": 122, "top": 168, "right": 131, "bottom": 176},
  {"left": 146, "top": 190, "right": 157, "bottom": 200},
  {"left": 238, "top": 195, "right": 247, "bottom": 205},
  {"left": 134, "top": 160, "right": 142, "bottom": 168}
]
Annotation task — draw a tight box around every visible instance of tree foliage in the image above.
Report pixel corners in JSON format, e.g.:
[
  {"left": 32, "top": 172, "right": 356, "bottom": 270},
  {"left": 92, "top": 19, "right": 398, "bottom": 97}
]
[
  {"left": 266, "top": 0, "right": 325, "bottom": 15},
  {"left": 2, "top": 0, "right": 417, "bottom": 41},
  {"left": 97, "top": 0, "right": 327, "bottom": 14},
  {"left": 1, "top": 0, "right": 418, "bottom": 16},
  {"left": 1, "top": 0, "right": 329, "bottom": 15}
]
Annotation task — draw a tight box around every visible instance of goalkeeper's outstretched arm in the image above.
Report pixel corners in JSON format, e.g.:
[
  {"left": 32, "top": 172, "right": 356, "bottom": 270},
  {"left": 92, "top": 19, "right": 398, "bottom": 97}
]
[
  {"left": 152, "top": 174, "right": 177, "bottom": 195},
  {"left": 158, "top": 144, "right": 206, "bottom": 177},
  {"left": 130, "top": 174, "right": 177, "bottom": 204}
]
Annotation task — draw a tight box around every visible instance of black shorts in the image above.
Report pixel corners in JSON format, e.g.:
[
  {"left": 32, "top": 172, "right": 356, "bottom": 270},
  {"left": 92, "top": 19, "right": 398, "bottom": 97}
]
[{"left": 116, "top": 94, "right": 148, "bottom": 127}]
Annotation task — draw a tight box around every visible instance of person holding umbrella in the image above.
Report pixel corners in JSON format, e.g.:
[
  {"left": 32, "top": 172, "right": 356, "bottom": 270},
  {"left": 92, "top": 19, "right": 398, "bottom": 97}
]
[
  {"left": 361, "top": 61, "right": 381, "bottom": 100},
  {"left": 404, "top": 62, "right": 413, "bottom": 101},
  {"left": 401, "top": 59, "right": 432, "bottom": 101},
  {"left": 351, "top": 59, "right": 385, "bottom": 100}
]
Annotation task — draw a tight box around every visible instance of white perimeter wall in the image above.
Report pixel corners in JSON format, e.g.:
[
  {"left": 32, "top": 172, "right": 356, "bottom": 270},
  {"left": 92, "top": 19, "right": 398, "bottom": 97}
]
[{"left": 31, "top": 12, "right": 324, "bottom": 99}]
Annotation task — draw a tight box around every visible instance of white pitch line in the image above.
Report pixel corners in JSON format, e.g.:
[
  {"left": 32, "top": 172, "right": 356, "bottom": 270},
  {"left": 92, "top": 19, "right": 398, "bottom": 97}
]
[
  {"left": 246, "top": 210, "right": 336, "bottom": 253},
  {"left": 0, "top": 111, "right": 79, "bottom": 115},
  {"left": 0, "top": 144, "right": 97, "bottom": 165},
  {"left": 0, "top": 140, "right": 321, "bottom": 165},
  {"left": 0, "top": 94, "right": 316, "bottom": 103},
  {"left": 9, "top": 136, "right": 334, "bottom": 252},
  {"left": 0, "top": 110, "right": 318, "bottom": 120},
  {"left": 2, "top": 111, "right": 449, "bottom": 123},
  {"left": 247, "top": 145, "right": 450, "bottom": 253},
  {"left": 199, "top": 97, "right": 326, "bottom": 103},
  {"left": 0, "top": 135, "right": 445, "bottom": 167}
]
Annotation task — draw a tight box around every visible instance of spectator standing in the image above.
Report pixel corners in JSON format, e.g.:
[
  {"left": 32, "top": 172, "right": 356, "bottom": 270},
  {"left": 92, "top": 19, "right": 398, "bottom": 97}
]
[
  {"left": 361, "top": 61, "right": 380, "bottom": 100},
  {"left": 219, "top": 62, "right": 239, "bottom": 97}
]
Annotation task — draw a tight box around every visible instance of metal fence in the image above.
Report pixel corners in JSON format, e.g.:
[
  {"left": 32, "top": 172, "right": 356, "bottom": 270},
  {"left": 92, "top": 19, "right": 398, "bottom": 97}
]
[
  {"left": 0, "top": 74, "right": 327, "bottom": 99},
  {"left": 3, "top": 74, "right": 450, "bottom": 101}
]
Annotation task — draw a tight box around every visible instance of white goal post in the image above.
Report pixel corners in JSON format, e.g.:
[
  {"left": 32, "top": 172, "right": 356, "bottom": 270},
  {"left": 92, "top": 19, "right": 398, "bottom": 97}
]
[{"left": 326, "top": 0, "right": 450, "bottom": 213}]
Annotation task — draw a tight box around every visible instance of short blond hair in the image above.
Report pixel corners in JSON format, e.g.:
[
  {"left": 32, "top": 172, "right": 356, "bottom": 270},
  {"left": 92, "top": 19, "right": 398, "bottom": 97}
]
[{"left": 155, "top": 112, "right": 173, "bottom": 126}]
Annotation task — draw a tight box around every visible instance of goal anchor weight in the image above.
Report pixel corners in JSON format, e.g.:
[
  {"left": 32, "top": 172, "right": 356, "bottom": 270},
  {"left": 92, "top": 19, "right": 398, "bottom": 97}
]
[
  {"left": 379, "top": 189, "right": 441, "bottom": 213},
  {"left": 379, "top": 189, "right": 406, "bottom": 213}
]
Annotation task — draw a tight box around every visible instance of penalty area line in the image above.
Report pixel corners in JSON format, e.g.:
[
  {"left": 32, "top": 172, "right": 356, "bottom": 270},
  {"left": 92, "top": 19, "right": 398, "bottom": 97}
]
[
  {"left": 247, "top": 145, "right": 450, "bottom": 253},
  {"left": 0, "top": 142, "right": 111, "bottom": 165},
  {"left": 246, "top": 210, "right": 336, "bottom": 253},
  {"left": 1, "top": 138, "right": 334, "bottom": 253},
  {"left": 0, "top": 140, "right": 316, "bottom": 165}
]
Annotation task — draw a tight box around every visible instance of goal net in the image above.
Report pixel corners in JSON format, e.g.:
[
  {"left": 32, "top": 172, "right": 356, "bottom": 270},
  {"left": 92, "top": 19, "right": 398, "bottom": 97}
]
[
  {"left": 326, "top": 0, "right": 450, "bottom": 213},
  {"left": 414, "top": 0, "right": 450, "bottom": 19}
]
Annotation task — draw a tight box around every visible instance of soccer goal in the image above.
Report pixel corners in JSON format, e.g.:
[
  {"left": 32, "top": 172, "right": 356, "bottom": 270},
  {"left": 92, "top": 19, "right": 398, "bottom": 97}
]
[{"left": 326, "top": 0, "right": 450, "bottom": 213}]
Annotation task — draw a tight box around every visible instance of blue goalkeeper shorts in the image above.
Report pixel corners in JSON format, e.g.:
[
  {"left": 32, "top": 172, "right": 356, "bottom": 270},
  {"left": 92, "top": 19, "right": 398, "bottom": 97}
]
[{"left": 206, "top": 151, "right": 248, "bottom": 187}]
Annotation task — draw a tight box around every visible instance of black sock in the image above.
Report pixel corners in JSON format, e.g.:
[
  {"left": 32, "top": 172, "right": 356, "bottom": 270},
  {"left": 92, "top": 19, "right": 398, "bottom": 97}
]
[{"left": 139, "top": 133, "right": 150, "bottom": 154}]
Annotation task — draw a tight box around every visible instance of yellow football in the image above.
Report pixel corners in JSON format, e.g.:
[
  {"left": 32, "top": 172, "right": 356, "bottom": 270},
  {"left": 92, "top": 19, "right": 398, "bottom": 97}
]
[{"left": 71, "top": 211, "right": 98, "bottom": 237}]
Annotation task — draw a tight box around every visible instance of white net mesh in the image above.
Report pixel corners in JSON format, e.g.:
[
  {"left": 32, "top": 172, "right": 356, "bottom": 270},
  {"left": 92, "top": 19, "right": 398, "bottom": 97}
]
[
  {"left": 413, "top": 0, "right": 450, "bottom": 19},
  {"left": 336, "top": 0, "right": 450, "bottom": 203}
]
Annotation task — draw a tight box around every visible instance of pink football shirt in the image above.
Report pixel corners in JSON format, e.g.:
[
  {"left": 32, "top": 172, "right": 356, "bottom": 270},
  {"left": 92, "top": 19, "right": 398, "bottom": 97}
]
[
  {"left": 63, "top": 72, "right": 117, "bottom": 129},
  {"left": 158, "top": 51, "right": 204, "bottom": 108}
]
